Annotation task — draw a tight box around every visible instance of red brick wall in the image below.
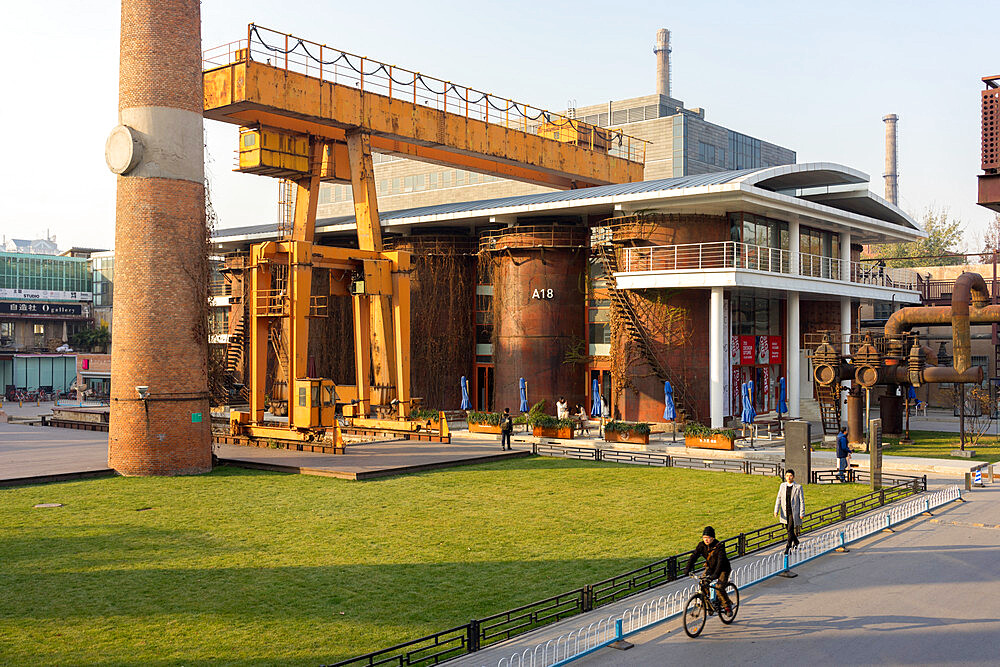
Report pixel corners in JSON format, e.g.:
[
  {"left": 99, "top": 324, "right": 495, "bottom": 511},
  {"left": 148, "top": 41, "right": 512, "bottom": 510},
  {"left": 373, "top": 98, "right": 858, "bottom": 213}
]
[{"left": 119, "top": 0, "right": 202, "bottom": 113}]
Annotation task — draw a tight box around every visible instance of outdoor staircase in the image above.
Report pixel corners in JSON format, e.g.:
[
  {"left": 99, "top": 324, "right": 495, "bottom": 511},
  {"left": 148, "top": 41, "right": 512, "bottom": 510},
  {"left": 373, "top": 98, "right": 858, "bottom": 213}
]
[
  {"left": 816, "top": 384, "right": 841, "bottom": 435},
  {"left": 223, "top": 307, "right": 250, "bottom": 404},
  {"left": 594, "top": 242, "right": 694, "bottom": 423}
]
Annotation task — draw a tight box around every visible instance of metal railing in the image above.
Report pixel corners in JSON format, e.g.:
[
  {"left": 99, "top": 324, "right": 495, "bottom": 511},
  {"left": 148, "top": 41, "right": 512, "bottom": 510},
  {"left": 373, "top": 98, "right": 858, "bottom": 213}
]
[
  {"left": 479, "top": 226, "right": 589, "bottom": 253},
  {"left": 620, "top": 242, "right": 921, "bottom": 292},
  {"left": 326, "top": 443, "right": 927, "bottom": 667},
  {"left": 203, "top": 25, "right": 648, "bottom": 164},
  {"left": 850, "top": 261, "right": 921, "bottom": 291},
  {"left": 621, "top": 242, "right": 790, "bottom": 274}
]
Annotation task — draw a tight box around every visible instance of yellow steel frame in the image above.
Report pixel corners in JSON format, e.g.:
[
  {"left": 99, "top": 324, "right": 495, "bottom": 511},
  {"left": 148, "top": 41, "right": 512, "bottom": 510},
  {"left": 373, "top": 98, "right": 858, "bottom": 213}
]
[
  {"left": 210, "top": 25, "right": 644, "bottom": 444},
  {"left": 203, "top": 49, "right": 645, "bottom": 188}
]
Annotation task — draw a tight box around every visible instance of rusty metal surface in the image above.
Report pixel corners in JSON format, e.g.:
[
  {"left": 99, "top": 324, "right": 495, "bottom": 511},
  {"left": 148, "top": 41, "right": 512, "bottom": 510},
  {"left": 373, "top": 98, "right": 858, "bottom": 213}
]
[
  {"left": 480, "top": 225, "right": 589, "bottom": 253},
  {"left": 492, "top": 245, "right": 587, "bottom": 412},
  {"left": 983, "top": 77, "right": 1000, "bottom": 172},
  {"left": 879, "top": 394, "right": 903, "bottom": 435}
]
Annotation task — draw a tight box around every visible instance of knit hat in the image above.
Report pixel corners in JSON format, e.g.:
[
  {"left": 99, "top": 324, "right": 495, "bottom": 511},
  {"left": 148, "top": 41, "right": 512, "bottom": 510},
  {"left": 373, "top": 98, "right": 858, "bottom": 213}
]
[{"left": 702, "top": 525, "right": 715, "bottom": 538}]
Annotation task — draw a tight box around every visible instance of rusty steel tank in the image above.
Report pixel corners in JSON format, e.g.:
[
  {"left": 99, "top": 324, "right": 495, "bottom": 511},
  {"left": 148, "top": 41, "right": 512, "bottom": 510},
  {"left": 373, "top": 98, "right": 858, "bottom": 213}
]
[{"left": 483, "top": 225, "right": 588, "bottom": 413}]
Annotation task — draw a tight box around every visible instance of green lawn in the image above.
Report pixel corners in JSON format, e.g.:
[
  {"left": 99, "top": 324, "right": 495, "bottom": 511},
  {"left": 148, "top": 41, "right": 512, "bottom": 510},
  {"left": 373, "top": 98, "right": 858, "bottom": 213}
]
[
  {"left": 1, "top": 458, "right": 864, "bottom": 665},
  {"left": 816, "top": 430, "right": 1000, "bottom": 463},
  {"left": 884, "top": 430, "right": 1000, "bottom": 463}
]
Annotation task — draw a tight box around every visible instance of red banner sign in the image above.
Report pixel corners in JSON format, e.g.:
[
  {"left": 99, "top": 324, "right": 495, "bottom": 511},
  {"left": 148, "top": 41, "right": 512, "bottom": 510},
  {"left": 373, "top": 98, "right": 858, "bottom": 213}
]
[
  {"left": 739, "top": 336, "right": 756, "bottom": 365},
  {"left": 769, "top": 336, "right": 783, "bottom": 364}
]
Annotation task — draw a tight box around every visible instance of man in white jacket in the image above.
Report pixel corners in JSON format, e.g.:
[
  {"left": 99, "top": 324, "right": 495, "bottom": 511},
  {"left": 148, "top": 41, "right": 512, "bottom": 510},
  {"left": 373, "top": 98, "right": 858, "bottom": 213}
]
[{"left": 774, "top": 469, "right": 804, "bottom": 554}]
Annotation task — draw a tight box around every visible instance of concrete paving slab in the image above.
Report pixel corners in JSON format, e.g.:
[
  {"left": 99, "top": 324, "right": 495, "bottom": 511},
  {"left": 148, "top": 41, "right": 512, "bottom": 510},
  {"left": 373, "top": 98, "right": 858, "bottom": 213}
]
[{"left": 0, "top": 423, "right": 109, "bottom": 482}]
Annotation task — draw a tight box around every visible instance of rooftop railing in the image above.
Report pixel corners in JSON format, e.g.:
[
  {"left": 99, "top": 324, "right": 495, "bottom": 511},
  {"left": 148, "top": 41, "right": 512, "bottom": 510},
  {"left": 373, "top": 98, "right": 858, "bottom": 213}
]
[
  {"left": 620, "top": 241, "right": 921, "bottom": 291},
  {"left": 203, "top": 24, "right": 649, "bottom": 163}
]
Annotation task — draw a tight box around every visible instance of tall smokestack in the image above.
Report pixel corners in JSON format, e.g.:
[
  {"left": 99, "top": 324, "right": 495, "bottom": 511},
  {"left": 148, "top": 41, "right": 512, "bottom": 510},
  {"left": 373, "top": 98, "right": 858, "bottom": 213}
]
[
  {"left": 105, "top": 0, "right": 211, "bottom": 475},
  {"left": 883, "top": 113, "right": 899, "bottom": 205},
  {"left": 654, "top": 29, "right": 671, "bottom": 98}
]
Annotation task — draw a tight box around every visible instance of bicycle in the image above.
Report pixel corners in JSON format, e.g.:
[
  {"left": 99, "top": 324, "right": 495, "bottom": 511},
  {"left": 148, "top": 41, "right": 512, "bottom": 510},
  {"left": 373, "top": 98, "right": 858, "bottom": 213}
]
[{"left": 682, "top": 574, "right": 740, "bottom": 638}]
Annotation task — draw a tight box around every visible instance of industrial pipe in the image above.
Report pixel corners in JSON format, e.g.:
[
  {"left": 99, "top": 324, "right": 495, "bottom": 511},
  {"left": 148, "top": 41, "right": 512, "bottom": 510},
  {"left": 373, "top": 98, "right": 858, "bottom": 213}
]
[
  {"left": 883, "top": 364, "right": 984, "bottom": 385},
  {"left": 951, "top": 272, "right": 989, "bottom": 372},
  {"left": 886, "top": 302, "right": 1000, "bottom": 372}
]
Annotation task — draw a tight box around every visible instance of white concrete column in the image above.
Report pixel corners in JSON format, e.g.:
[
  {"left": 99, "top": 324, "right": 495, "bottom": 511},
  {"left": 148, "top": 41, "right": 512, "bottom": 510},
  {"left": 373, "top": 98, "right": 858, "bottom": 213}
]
[
  {"left": 841, "top": 231, "right": 852, "bottom": 283},
  {"left": 787, "top": 291, "right": 801, "bottom": 419},
  {"left": 789, "top": 217, "right": 800, "bottom": 276},
  {"left": 710, "top": 287, "right": 725, "bottom": 428}
]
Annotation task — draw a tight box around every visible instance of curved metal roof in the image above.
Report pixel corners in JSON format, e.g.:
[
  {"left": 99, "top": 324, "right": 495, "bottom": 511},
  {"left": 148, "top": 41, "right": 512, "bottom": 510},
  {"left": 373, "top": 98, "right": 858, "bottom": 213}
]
[{"left": 213, "top": 162, "right": 921, "bottom": 241}]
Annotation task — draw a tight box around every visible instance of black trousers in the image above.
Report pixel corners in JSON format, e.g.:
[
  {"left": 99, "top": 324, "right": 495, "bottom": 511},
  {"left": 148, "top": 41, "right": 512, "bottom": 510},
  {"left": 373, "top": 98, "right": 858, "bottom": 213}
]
[
  {"left": 785, "top": 519, "right": 800, "bottom": 552},
  {"left": 500, "top": 431, "right": 511, "bottom": 449}
]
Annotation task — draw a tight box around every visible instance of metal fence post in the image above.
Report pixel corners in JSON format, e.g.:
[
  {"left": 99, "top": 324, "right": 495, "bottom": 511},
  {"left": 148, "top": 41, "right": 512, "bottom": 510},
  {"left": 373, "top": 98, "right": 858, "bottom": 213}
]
[
  {"left": 667, "top": 556, "right": 677, "bottom": 581},
  {"left": 582, "top": 585, "right": 593, "bottom": 612},
  {"left": 879, "top": 489, "right": 886, "bottom": 506},
  {"left": 840, "top": 501, "right": 847, "bottom": 521},
  {"left": 468, "top": 620, "right": 480, "bottom": 652},
  {"left": 596, "top": 448, "right": 603, "bottom": 462},
  {"left": 738, "top": 532, "right": 746, "bottom": 557}
]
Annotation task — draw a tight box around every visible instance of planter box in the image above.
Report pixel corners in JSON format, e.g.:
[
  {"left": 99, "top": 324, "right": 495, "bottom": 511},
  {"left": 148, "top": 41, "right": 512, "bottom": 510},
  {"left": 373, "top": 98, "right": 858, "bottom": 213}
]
[
  {"left": 685, "top": 435, "right": 735, "bottom": 451},
  {"left": 533, "top": 425, "right": 574, "bottom": 439},
  {"left": 604, "top": 430, "right": 650, "bottom": 445},
  {"left": 469, "top": 423, "right": 501, "bottom": 434}
]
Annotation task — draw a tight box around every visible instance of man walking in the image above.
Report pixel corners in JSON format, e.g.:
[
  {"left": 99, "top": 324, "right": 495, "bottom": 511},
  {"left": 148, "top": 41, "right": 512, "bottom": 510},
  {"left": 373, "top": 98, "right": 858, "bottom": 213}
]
[
  {"left": 500, "top": 408, "right": 513, "bottom": 451},
  {"left": 836, "top": 427, "right": 851, "bottom": 482},
  {"left": 774, "top": 469, "right": 804, "bottom": 553}
]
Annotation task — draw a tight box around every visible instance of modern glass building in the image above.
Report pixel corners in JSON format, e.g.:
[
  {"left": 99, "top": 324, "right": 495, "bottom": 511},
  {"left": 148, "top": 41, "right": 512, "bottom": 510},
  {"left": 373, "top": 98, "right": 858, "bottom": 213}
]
[{"left": 0, "top": 251, "right": 93, "bottom": 354}]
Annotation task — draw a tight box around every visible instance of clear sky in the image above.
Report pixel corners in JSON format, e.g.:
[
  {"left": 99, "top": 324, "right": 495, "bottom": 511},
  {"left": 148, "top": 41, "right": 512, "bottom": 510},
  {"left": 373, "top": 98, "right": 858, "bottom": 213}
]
[{"left": 1, "top": 0, "right": 995, "bottom": 251}]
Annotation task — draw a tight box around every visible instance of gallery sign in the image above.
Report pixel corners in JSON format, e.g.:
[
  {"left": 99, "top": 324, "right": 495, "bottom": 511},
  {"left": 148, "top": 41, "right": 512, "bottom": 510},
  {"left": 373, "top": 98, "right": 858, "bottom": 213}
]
[{"left": 1, "top": 301, "right": 86, "bottom": 317}]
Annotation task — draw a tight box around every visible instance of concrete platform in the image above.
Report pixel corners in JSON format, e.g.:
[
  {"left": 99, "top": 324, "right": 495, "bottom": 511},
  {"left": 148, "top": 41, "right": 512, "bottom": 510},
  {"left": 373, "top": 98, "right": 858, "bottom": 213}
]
[
  {"left": 0, "top": 420, "right": 532, "bottom": 484},
  {"left": 0, "top": 423, "right": 112, "bottom": 485},
  {"left": 215, "top": 440, "right": 529, "bottom": 480}
]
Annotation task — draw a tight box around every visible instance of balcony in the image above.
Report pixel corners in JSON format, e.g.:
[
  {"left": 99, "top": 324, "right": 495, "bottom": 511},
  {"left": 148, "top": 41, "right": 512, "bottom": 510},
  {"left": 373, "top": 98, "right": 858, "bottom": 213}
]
[{"left": 616, "top": 241, "right": 922, "bottom": 300}]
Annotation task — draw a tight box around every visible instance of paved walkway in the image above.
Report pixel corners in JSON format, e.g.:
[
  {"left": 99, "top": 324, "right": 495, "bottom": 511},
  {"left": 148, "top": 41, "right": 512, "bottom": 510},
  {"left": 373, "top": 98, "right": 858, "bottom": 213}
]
[
  {"left": 452, "top": 482, "right": 998, "bottom": 666},
  {"left": 0, "top": 423, "right": 109, "bottom": 482}
]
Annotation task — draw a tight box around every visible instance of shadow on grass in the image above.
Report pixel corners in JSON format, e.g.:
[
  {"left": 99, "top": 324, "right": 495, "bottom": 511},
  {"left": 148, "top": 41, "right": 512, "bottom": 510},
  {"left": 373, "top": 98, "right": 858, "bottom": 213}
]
[{"left": 1, "top": 538, "right": 648, "bottom": 664}]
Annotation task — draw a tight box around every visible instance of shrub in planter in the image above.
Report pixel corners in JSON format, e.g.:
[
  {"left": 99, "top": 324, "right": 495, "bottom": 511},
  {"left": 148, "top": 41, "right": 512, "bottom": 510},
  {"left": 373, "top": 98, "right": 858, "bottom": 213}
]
[
  {"left": 467, "top": 411, "right": 502, "bottom": 426},
  {"left": 603, "top": 420, "right": 651, "bottom": 444},
  {"left": 531, "top": 414, "right": 576, "bottom": 438},
  {"left": 683, "top": 423, "right": 736, "bottom": 450},
  {"left": 410, "top": 408, "right": 440, "bottom": 422}
]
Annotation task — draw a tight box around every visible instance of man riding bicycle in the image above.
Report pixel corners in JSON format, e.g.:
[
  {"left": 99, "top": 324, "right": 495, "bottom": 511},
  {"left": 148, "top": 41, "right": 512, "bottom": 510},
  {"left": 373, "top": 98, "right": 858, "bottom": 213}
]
[{"left": 683, "top": 526, "right": 733, "bottom": 614}]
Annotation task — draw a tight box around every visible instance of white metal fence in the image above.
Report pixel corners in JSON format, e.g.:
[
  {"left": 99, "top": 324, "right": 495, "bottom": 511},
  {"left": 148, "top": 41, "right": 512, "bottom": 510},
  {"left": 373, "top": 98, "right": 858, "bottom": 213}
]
[{"left": 490, "top": 485, "right": 962, "bottom": 667}]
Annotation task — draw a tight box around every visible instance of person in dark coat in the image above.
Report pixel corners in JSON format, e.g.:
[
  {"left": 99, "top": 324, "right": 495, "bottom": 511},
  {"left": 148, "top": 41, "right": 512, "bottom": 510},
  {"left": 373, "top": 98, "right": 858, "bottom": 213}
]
[
  {"left": 836, "top": 427, "right": 852, "bottom": 482},
  {"left": 500, "top": 408, "right": 513, "bottom": 451},
  {"left": 683, "top": 526, "right": 733, "bottom": 612}
]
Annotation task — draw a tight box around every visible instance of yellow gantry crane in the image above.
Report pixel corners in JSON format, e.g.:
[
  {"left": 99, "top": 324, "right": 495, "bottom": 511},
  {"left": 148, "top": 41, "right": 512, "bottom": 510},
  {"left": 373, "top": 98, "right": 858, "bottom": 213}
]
[{"left": 202, "top": 24, "right": 646, "bottom": 448}]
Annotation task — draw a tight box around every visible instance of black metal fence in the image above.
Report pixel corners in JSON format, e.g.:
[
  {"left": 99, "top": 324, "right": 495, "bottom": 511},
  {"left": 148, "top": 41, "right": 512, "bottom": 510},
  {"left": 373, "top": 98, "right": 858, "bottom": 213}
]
[
  {"left": 326, "top": 448, "right": 926, "bottom": 667},
  {"left": 535, "top": 442, "right": 784, "bottom": 477}
]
